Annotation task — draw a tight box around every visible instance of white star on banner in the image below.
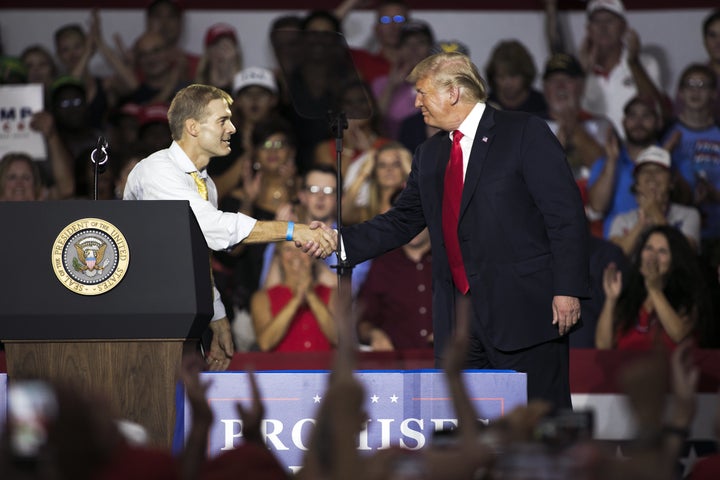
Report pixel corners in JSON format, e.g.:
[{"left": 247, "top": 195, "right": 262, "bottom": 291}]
[
  {"left": 680, "top": 443, "right": 699, "bottom": 478},
  {"left": 390, "top": 394, "right": 399, "bottom": 403},
  {"left": 371, "top": 394, "right": 379, "bottom": 403}
]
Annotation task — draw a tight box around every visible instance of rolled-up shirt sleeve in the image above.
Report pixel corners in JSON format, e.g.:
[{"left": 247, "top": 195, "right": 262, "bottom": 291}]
[
  {"left": 123, "top": 142, "right": 257, "bottom": 251},
  {"left": 185, "top": 193, "right": 257, "bottom": 250}
]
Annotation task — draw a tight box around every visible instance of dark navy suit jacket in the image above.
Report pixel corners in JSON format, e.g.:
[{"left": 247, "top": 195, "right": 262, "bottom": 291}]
[{"left": 342, "top": 105, "right": 590, "bottom": 361}]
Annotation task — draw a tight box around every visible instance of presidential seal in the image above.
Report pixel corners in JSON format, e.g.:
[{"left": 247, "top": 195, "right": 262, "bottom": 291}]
[{"left": 51, "top": 218, "right": 130, "bottom": 295}]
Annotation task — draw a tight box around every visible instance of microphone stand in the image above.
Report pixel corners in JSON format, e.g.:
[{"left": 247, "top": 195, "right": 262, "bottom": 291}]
[
  {"left": 90, "top": 136, "right": 109, "bottom": 200},
  {"left": 329, "top": 110, "right": 354, "bottom": 305}
]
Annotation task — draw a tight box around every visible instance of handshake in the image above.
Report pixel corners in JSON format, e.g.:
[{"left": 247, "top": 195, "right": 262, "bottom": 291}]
[{"left": 292, "top": 221, "right": 339, "bottom": 259}]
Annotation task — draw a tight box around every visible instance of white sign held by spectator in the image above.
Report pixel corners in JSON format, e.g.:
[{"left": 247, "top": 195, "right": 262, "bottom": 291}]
[{"left": 0, "top": 84, "right": 47, "bottom": 160}]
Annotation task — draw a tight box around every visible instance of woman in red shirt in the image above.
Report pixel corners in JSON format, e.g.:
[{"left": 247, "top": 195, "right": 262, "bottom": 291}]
[
  {"left": 595, "top": 225, "right": 712, "bottom": 350},
  {"left": 250, "top": 241, "right": 337, "bottom": 352}
]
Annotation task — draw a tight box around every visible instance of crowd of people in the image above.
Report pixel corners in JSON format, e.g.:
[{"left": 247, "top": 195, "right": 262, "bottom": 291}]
[
  {"left": 1, "top": 297, "right": 718, "bottom": 479},
  {"left": 2, "top": 0, "right": 720, "bottom": 477},
  {"left": 2, "top": 0, "right": 718, "bottom": 354}
]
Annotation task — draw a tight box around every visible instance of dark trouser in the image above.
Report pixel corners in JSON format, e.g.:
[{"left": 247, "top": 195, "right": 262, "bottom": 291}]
[{"left": 458, "top": 292, "right": 572, "bottom": 411}]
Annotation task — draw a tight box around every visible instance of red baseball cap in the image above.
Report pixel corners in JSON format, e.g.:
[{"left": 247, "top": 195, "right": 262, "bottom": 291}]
[{"left": 204, "top": 23, "right": 237, "bottom": 47}]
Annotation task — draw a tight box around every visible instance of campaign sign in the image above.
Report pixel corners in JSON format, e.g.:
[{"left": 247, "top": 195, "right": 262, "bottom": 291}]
[
  {"left": 0, "top": 84, "right": 46, "bottom": 159},
  {"left": 185, "top": 370, "right": 526, "bottom": 470}
]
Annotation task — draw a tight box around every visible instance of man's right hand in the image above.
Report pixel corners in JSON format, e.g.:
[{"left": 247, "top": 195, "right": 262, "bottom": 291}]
[{"left": 294, "top": 221, "right": 338, "bottom": 258}]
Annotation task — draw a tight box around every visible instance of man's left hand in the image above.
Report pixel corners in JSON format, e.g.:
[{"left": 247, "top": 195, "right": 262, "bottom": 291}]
[
  {"left": 207, "top": 317, "right": 234, "bottom": 370},
  {"left": 552, "top": 295, "right": 581, "bottom": 336}
]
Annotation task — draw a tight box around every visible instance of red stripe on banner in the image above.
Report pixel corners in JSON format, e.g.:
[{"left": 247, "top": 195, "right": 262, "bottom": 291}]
[
  {"left": 2, "top": 349, "right": 718, "bottom": 394},
  {"left": 569, "top": 349, "right": 720, "bottom": 393}
]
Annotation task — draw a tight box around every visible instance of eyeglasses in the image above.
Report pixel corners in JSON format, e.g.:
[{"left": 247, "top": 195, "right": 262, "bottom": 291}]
[
  {"left": 260, "top": 140, "right": 287, "bottom": 150},
  {"left": 378, "top": 15, "right": 406, "bottom": 24},
  {"left": 306, "top": 185, "right": 335, "bottom": 195},
  {"left": 681, "top": 78, "right": 712, "bottom": 90}
]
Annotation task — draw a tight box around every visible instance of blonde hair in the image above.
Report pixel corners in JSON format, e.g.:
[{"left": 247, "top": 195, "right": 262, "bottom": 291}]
[
  {"left": 408, "top": 51, "right": 487, "bottom": 104},
  {"left": 167, "top": 84, "right": 233, "bottom": 140},
  {"left": 366, "top": 142, "right": 412, "bottom": 220},
  {"left": 195, "top": 41, "right": 243, "bottom": 87}
]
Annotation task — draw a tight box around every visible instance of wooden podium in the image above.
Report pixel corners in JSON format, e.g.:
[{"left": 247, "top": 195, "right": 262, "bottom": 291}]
[{"left": 0, "top": 201, "right": 213, "bottom": 448}]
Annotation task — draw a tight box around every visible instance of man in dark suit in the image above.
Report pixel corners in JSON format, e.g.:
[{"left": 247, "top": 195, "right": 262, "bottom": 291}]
[{"left": 341, "top": 52, "right": 589, "bottom": 408}]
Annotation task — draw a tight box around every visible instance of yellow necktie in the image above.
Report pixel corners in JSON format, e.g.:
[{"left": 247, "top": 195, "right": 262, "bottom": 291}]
[
  {"left": 190, "top": 171, "right": 217, "bottom": 320},
  {"left": 190, "top": 171, "right": 208, "bottom": 200}
]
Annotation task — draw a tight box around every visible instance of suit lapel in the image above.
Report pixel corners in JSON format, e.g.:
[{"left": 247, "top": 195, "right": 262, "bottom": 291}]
[{"left": 459, "top": 105, "right": 495, "bottom": 220}]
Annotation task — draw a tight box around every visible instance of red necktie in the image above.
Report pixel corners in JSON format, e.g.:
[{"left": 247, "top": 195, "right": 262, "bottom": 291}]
[{"left": 442, "top": 130, "right": 469, "bottom": 294}]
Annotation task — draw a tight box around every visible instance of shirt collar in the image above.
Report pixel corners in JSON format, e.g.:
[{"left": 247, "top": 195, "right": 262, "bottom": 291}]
[
  {"left": 452, "top": 102, "right": 486, "bottom": 141},
  {"left": 169, "top": 141, "right": 207, "bottom": 178}
]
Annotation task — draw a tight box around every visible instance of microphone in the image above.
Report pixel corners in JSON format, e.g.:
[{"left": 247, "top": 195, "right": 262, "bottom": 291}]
[{"left": 91, "top": 136, "right": 109, "bottom": 167}]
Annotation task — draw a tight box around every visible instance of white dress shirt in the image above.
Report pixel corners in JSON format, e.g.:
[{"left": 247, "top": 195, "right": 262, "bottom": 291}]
[
  {"left": 454, "top": 102, "right": 486, "bottom": 181},
  {"left": 124, "top": 141, "right": 257, "bottom": 320}
]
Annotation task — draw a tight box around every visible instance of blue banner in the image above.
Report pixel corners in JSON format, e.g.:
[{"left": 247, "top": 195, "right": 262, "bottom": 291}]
[{"left": 186, "top": 369, "right": 526, "bottom": 470}]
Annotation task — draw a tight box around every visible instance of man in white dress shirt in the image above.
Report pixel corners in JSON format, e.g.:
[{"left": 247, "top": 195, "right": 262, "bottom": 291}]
[{"left": 124, "top": 84, "right": 336, "bottom": 370}]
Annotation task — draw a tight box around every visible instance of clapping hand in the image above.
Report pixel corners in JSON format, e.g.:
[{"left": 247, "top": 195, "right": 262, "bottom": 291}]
[
  {"left": 637, "top": 189, "right": 666, "bottom": 227},
  {"left": 289, "top": 261, "right": 313, "bottom": 300},
  {"left": 694, "top": 175, "right": 718, "bottom": 205},
  {"left": 179, "top": 352, "right": 213, "bottom": 425},
  {"left": 578, "top": 35, "right": 598, "bottom": 73},
  {"left": 624, "top": 28, "right": 641, "bottom": 63},
  {"left": 602, "top": 262, "right": 623, "bottom": 300},
  {"left": 241, "top": 156, "right": 262, "bottom": 203},
  {"left": 236, "top": 369, "right": 265, "bottom": 444},
  {"left": 669, "top": 339, "right": 699, "bottom": 428},
  {"left": 604, "top": 129, "right": 620, "bottom": 164},
  {"left": 29, "top": 111, "right": 56, "bottom": 138},
  {"left": 640, "top": 256, "right": 663, "bottom": 293}
]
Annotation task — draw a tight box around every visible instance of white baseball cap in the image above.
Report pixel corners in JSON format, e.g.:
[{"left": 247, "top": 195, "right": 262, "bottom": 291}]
[
  {"left": 587, "top": 0, "right": 626, "bottom": 20},
  {"left": 232, "top": 67, "right": 278, "bottom": 95},
  {"left": 634, "top": 146, "right": 670, "bottom": 175}
]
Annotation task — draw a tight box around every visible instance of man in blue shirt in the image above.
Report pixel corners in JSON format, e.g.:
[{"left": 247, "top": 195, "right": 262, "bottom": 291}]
[{"left": 587, "top": 95, "right": 664, "bottom": 237}]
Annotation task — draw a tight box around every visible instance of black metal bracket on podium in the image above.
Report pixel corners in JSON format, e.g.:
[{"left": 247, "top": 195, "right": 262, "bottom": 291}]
[
  {"left": 90, "top": 136, "right": 109, "bottom": 201},
  {"left": 0, "top": 200, "right": 213, "bottom": 447}
]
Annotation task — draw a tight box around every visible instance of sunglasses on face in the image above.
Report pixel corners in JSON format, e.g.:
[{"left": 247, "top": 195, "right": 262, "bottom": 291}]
[
  {"left": 58, "top": 97, "right": 84, "bottom": 109},
  {"left": 378, "top": 15, "right": 406, "bottom": 24}
]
